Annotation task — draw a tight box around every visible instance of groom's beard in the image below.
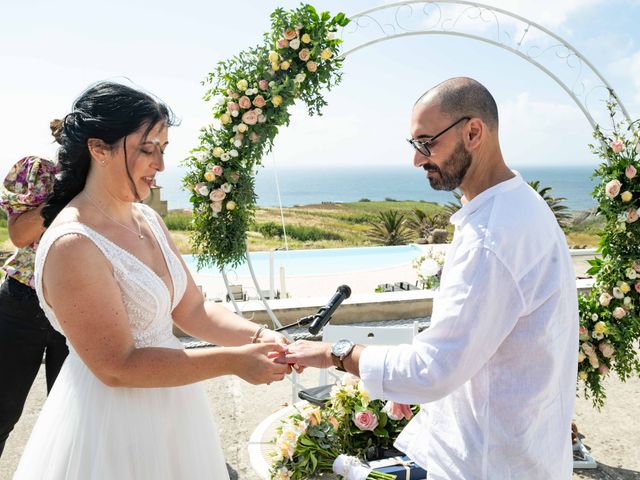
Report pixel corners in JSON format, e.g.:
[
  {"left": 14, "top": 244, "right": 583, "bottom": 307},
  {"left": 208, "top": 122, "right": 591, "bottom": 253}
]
[{"left": 425, "top": 140, "right": 472, "bottom": 191}]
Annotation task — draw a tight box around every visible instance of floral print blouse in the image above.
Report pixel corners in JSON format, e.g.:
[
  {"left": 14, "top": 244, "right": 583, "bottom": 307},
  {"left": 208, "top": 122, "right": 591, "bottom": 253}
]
[{"left": 1, "top": 156, "right": 57, "bottom": 288}]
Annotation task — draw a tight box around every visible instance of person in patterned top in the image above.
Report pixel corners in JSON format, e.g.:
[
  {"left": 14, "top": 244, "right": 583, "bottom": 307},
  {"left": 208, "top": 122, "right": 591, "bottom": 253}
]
[{"left": 0, "top": 134, "right": 69, "bottom": 457}]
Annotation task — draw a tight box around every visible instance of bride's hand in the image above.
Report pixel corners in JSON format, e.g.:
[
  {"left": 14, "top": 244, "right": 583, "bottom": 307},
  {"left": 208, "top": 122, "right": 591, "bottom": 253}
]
[{"left": 232, "top": 343, "right": 292, "bottom": 385}]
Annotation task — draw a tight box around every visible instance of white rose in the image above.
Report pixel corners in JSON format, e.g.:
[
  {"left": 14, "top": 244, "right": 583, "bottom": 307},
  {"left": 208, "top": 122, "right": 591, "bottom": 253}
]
[
  {"left": 213, "top": 95, "right": 225, "bottom": 106},
  {"left": 230, "top": 110, "right": 239, "bottom": 117},
  {"left": 613, "top": 287, "right": 624, "bottom": 299},
  {"left": 258, "top": 114, "right": 266, "bottom": 123},
  {"left": 623, "top": 296, "right": 632, "bottom": 306},
  {"left": 230, "top": 149, "right": 239, "bottom": 157},
  {"left": 599, "top": 292, "right": 612, "bottom": 306},
  {"left": 289, "top": 38, "right": 300, "bottom": 49},
  {"left": 221, "top": 153, "right": 230, "bottom": 162},
  {"left": 221, "top": 183, "right": 232, "bottom": 193},
  {"left": 196, "top": 185, "right": 209, "bottom": 196},
  {"left": 233, "top": 139, "right": 242, "bottom": 148},
  {"left": 591, "top": 313, "right": 598, "bottom": 321},
  {"left": 269, "top": 81, "right": 276, "bottom": 88},
  {"left": 627, "top": 268, "right": 638, "bottom": 280}
]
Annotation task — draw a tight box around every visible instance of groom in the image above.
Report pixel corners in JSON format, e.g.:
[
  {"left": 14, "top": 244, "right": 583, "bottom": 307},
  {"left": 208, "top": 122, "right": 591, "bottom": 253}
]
[{"left": 284, "top": 77, "right": 579, "bottom": 479}]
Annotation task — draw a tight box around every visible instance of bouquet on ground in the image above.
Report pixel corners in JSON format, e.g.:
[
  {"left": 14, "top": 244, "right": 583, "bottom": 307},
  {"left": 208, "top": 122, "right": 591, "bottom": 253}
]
[{"left": 269, "top": 374, "right": 419, "bottom": 479}]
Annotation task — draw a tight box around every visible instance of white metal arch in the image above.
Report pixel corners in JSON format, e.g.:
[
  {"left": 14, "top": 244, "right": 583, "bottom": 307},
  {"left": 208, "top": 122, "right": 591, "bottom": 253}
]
[{"left": 339, "top": 0, "right": 631, "bottom": 129}]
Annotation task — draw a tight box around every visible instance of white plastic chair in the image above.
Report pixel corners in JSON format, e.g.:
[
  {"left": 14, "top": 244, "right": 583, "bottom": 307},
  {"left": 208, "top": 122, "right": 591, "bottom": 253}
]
[{"left": 291, "top": 322, "right": 420, "bottom": 403}]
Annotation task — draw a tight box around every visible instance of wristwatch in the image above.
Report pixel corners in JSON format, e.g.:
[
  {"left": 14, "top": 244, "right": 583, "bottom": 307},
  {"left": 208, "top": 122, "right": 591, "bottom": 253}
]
[{"left": 330, "top": 339, "right": 355, "bottom": 372}]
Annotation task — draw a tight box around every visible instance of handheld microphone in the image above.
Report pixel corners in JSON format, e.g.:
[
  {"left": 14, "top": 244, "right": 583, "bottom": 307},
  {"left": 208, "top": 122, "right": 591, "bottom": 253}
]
[{"left": 308, "top": 285, "right": 352, "bottom": 335}]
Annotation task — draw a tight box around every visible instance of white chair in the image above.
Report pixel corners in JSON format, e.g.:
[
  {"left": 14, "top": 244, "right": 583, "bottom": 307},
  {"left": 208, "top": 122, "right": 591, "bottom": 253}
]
[{"left": 290, "top": 322, "right": 420, "bottom": 403}]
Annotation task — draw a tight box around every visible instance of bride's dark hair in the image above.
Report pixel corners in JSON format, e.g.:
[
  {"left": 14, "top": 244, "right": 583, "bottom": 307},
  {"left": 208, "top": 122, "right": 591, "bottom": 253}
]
[{"left": 42, "top": 81, "right": 175, "bottom": 227}]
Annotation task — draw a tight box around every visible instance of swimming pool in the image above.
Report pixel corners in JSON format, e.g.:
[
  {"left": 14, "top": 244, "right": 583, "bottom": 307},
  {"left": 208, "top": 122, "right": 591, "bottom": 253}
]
[{"left": 182, "top": 244, "right": 426, "bottom": 277}]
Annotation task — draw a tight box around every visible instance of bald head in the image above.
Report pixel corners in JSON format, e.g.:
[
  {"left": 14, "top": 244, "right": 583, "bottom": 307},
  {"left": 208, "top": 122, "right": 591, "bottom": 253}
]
[{"left": 416, "top": 77, "right": 498, "bottom": 129}]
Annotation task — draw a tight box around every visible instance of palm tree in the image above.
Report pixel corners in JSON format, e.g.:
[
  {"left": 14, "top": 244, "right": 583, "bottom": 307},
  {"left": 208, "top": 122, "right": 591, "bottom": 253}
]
[
  {"left": 407, "top": 208, "right": 449, "bottom": 242},
  {"left": 528, "top": 180, "right": 571, "bottom": 230},
  {"left": 444, "top": 190, "right": 463, "bottom": 217},
  {"left": 366, "top": 210, "right": 413, "bottom": 246}
]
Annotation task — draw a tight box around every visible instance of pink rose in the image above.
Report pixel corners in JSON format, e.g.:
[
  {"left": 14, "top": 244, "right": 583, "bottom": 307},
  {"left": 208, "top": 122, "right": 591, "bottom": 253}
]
[
  {"left": 599, "top": 292, "right": 612, "bottom": 306},
  {"left": 229, "top": 171, "right": 240, "bottom": 183},
  {"left": 578, "top": 325, "right": 588, "bottom": 340},
  {"left": 249, "top": 132, "right": 259, "bottom": 143},
  {"left": 298, "top": 48, "right": 310, "bottom": 61},
  {"left": 283, "top": 28, "right": 298, "bottom": 40},
  {"left": 581, "top": 342, "right": 595, "bottom": 356},
  {"left": 194, "top": 183, "right": 209, "bottom": 197},
  {"left": 352, "top": 410, "right": 378, "bottom": 431},
  {"left": 242, "top": 110, "right": 258, "bottom": 125},
  {"left": 598, "top": 364, "right": 610, "bottom": 377},
  {"left": 635, "top": 281, "right": 640, "bottom": 294},
  {"left": 252, "top": 95, "right": 266, "bottom": 108},
  {"left": 598, "top": 342, "right": 614, "bottom": 358},
  {"left": 212, "top": 165, "right": 224, "bottom": 176},
  {"left": 627, "top": 208, "right": 639, "bottom": 223},
  {"left": 238, "top": 96, "right": 252, "bottom": 109},
  {"left": 383, "top": 401, "right": 413, "bottom": 421},
  {"left": 611, "top": 139, "right": 624, "bottom": 153},
  {"left": 605, "top": 179, "right": 621, "bottom": 198},
  {"left": 209, "top": 189, "right": 226, "bottom": 202},
  {"left": 227, "top": 90, "right": 239, "bottom": 99},
  {"left": 613, "top": 307, "right": 626, "bottom": 319},
  {"left": 277, "top": 38, "right": 289, "bottom": 49},
  {"left": 626, "top": 164, "right": 637, "bottom": 179},
  {"left": 634, "top": 261, "right": 640, "bottom": 273},
  {"left": 588, "top": 354, "right": 599, "bottom": 369},
  {"left": 258, "top": 80, "right": 269, "bottom": 90},
  {"left": 211, "top": 201, "right": 223, "bottom": 213},
  {"left": 233, "top": 133, "right": 244, "bottom": 142},
  {"left": 227, "top": 102, "right": 240, "bottom": 112},
  {"left": 306, "top": 61, "right": 318, "bottom": 73}
]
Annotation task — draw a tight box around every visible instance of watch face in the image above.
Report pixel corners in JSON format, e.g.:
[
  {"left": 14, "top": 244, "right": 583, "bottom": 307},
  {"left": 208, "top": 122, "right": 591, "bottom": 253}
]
[{"left": 332, "top": 339, "right": 353, "bottom": 357}]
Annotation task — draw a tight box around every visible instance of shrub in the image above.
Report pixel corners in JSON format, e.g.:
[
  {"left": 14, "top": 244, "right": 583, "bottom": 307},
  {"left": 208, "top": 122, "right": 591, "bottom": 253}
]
[{"left": 163, "top": 212, "right": 193, "bottom": 231}]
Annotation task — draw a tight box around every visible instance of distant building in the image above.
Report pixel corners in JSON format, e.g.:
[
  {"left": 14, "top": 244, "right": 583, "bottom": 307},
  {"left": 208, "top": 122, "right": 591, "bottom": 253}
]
[{"left": 143, "top": 181, "right": 168, "bottom": 216}]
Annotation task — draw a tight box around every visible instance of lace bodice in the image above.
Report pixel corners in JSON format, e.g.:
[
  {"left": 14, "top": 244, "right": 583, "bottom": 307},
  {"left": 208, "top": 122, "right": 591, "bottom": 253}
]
[{"left": 34, "top": 203, "right": 187, "bottom": 348}]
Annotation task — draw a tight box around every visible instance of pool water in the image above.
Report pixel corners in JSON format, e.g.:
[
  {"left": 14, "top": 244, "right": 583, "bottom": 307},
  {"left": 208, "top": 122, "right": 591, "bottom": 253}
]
[{"left": 182, "top": 244, "right": 426, "bottom": 277}]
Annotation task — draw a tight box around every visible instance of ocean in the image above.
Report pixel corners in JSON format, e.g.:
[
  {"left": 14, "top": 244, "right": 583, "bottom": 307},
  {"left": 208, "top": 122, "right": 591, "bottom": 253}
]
[{"left": 160, "top": 165, "right": 599, "bottom": 212}]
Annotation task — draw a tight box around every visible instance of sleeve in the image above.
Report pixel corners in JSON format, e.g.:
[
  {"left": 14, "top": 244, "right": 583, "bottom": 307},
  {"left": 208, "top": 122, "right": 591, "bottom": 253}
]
[
  {"left": 0, "top": 156, "right": 57, "bottom": 217},
  {"left": 359, "top": 246, "right": 525, "bottom": 405}
]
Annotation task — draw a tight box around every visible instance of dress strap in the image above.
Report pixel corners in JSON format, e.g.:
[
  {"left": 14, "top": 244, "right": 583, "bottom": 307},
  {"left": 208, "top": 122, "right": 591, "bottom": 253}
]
[{"left": 34, "top": 222, "right": 114, "bottom": 315}]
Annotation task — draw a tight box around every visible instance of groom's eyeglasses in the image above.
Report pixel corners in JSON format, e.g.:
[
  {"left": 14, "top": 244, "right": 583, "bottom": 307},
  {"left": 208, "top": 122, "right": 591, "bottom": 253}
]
[{"left": 407, "top": 116, "right": 471, "bottom": 157}]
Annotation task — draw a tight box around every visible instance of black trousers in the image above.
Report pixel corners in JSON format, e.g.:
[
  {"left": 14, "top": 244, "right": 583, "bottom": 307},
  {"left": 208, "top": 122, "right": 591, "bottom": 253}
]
[{"left": 0, "top": 276, "right": 68, "bottom": 457}]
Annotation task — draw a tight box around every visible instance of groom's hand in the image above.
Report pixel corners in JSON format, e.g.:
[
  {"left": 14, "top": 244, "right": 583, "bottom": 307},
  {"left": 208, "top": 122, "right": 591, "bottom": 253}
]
[{"left": 281, "top": 340, "right": 333, "bottom": 369}]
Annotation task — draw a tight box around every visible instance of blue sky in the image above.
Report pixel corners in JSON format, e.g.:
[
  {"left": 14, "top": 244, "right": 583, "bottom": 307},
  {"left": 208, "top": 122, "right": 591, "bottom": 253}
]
[{"left": 2, "top": 0, "right": 640, "bottom": 184}]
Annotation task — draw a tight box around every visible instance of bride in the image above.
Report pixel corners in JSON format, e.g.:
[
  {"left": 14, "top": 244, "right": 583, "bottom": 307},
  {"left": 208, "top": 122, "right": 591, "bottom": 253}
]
[{"left": 13, "top": 81, "right": 291, "bottom": 479}]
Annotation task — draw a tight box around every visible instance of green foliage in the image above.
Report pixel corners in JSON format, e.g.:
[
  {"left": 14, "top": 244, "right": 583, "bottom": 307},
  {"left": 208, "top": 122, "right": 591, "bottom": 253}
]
[
  {"left": 184, "top": 4, "right": 349, "bottom": 270},
  {"left": 366, "top": 210, "right": 413, "bottom": 246},
  {"left": 163, "top": 211, "right": 193, "bottom": 231},
  {"left": 577, "top": 99, "right": 640, "bottom": 409},
  {"left": 255, "top": 221, "right": 343, "bottom": 241}
]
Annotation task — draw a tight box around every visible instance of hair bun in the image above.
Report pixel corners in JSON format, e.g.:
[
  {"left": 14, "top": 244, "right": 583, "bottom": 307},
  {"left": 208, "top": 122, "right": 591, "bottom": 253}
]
[{"left": 50, "top": 118, "right": 64, "bottom": 144}]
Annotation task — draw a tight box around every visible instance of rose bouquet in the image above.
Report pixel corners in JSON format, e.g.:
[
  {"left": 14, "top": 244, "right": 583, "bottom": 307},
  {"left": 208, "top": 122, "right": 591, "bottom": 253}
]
[
  {"left": 269, "top": 403, "right": 395, "bottom": 480},
  {"left": 270, "top": 374, "right": 419, "bottom": 479}
]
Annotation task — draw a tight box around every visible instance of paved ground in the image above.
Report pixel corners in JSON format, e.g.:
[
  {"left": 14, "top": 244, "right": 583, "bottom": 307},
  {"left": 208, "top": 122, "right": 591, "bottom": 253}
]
[{"left": 1, "top": 360, "right": 639, "bottom": 480}]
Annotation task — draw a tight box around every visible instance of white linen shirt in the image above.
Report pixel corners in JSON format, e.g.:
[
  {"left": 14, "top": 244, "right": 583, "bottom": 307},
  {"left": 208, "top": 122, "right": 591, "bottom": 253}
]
[{"left": 360, "top": 174, "right": 578, "bottom": 480}]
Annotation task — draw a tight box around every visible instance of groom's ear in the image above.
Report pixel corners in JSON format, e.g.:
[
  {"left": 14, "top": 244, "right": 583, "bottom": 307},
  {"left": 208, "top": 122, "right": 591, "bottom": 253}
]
[{"left": 465, "top": 118, "right": 484, "bottom": 151}]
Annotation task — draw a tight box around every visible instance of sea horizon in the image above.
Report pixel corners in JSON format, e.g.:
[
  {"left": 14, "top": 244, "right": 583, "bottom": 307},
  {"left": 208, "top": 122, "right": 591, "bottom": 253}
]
[{"left": 159, "top": 164, "right": 600, "bottom": 212}]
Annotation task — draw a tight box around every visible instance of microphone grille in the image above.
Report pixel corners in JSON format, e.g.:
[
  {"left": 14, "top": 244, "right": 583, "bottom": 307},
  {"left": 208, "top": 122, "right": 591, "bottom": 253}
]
[{"left": 338, "top": 285, "right": 352, "bottom": 298}]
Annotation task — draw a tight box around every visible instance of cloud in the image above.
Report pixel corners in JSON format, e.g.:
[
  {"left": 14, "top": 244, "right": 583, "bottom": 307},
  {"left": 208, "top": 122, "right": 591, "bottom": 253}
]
[
  {"left": 499, "top": 92, "right": 596, "bottom": 166},
  {"left": 609, "top": 50, "right": 640, "bottom": 111}
]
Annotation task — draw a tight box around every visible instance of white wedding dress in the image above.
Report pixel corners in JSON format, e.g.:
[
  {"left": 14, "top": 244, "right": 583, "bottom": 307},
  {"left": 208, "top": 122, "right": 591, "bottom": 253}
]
[{"left": 14, "top": 204, "right": 230, "bottom": 479}]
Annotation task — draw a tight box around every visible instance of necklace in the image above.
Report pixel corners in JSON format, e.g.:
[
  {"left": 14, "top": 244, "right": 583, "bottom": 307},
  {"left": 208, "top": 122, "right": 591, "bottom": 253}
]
[{"left": 83, "top": 192, "right": 145, "bottom": 240}]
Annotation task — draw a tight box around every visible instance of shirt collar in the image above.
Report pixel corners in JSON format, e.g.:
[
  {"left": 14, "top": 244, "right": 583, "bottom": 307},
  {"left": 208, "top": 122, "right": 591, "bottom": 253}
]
[{"left": 450, "top": 171, "right": 523, "bottom": 226}]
